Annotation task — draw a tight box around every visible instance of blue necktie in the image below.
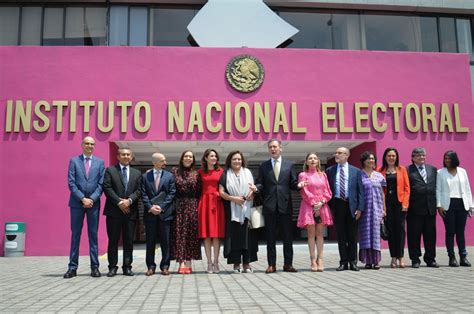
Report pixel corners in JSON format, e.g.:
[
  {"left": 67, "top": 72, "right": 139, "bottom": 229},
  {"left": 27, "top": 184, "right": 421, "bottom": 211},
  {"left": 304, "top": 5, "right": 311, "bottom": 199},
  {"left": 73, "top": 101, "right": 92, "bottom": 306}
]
[
  {"left": 122, "top": 167, "right": 128, "bottom": 193},
  {"left": 340, "top": 166, "right": 346, "bottom": 199}
]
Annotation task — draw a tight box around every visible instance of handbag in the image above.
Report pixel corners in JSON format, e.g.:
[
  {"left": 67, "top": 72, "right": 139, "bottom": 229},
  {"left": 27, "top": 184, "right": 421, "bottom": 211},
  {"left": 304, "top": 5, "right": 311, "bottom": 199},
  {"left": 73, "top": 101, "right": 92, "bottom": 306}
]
[
  {"left": 249, "top": 205, "right": 265, "bottom": 229},
  {"left": 380, "top": 222, "right": 390, "bottom": 240}
]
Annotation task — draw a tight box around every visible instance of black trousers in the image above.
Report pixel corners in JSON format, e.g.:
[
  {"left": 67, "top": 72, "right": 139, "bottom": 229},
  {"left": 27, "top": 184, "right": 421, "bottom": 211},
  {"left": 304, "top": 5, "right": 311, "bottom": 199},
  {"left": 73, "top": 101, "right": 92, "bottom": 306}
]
[
  {"left": 145, "top": 218, "right": 172, "bottom": 270},
  {"left": 443, "top": 198, "right": 468, "bottom": 258},
  {"left": 334, "top": 198, "right": 358, "bottom": 264},
  {"left": 106, "top": 215, "right": 135, "bottom": 269},
  {"left": 386, "top": 192, "right": 407, "bottom": 258},
  {"left": 263, "top": 212, "right": 293, "bottom": 266},
  {"left": 407, "top": 212, "right": 436, "bottom": 263}
]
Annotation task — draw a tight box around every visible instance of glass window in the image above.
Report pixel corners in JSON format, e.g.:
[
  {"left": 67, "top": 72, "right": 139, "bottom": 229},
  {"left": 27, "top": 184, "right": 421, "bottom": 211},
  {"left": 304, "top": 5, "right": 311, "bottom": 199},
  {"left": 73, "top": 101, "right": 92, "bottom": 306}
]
[
  {"left": 150, "top": 6, "right": 198, "bottom": 46},
  {"left": 439, "top": 17, "right": 457, "bottom": 52},
  {"left": 130, "top": 7, "right": 148, "bottom": 46},
  {"left": 457, "top": 18, "right": 473, "bottom": 61},
  {"left": 64, "top": 7, "right": 106, "bottom": 46},
  {"left": 43, "top": 7, "right": 65, "bottom": 46},
  {"left": 420, "top": 16, "right": 439, "bottom": 52},
  {"left": 20, "top": 7, "right": 42, "bottom": 45},
  {"left": 109, "top": 6, "right": 128, "bottom": 46},
  {"left": 364, "top": 14, "right": 422, "bottom": 51},
  {"left": 0, "top": 7, "right": 20, "bottom": 45}
]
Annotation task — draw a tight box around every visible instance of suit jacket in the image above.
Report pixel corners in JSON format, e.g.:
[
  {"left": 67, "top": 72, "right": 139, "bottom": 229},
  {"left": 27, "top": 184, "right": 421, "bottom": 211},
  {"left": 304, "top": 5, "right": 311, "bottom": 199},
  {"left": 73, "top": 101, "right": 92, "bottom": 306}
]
[
  {"left": 378, "top": 166, "right": 411, "bottom": 209},
  {"left": 255, "top": 158, "right": 299, "bottom": 215},
  {"left": 103, "top": 165, "right": 142, "bottom": 220},
  {"left": 141, "top": 169, "right": 176, "bottom": 221},
  {"left": 407, "top": 163, "right": 437, "bottom": 216},
  {"left": 326, "top": 163, "right": 365, "bottom": 217},
  {"left": 68, "top": 155, "right": 105, "bottom": 209},
  {"left": 436, "top": 167, "right": 473, "bottom": 211}
]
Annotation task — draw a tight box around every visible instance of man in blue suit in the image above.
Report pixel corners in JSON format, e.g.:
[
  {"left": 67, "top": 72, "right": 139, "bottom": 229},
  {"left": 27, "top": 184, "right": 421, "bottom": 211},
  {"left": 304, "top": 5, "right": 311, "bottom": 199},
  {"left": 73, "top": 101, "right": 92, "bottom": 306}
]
[
  {"left": 326, "top": 147, "right": 365, "bottom": 271},
  {"left": 64, "top": 136, "right": 105, "bottom": 279},
  {"left": 141, "top": 153, "right": 176, "bottom": 276}
]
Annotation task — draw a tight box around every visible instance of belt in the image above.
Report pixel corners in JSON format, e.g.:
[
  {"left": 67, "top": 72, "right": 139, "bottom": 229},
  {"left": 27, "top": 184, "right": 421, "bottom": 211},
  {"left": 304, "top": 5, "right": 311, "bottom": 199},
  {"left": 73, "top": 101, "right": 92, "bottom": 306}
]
[{"left": 336, "top": 197, "right": 348, "bottom": 202}]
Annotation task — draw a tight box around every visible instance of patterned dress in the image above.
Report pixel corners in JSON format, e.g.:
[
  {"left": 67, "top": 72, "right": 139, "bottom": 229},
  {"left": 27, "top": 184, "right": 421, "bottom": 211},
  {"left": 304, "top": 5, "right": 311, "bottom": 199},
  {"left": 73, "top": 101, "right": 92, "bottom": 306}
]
[
  {"left": 297, "top": 170, "right": 333, "bottom": 228},
  {"left": 172, "top": 167, "right": 202, "bottom": 262},
  {"left": 359, "top": 170, "right": 386, "bottom": 265},
  {"left": 198, "top": 168, "right": 225, "bottom": 238}
]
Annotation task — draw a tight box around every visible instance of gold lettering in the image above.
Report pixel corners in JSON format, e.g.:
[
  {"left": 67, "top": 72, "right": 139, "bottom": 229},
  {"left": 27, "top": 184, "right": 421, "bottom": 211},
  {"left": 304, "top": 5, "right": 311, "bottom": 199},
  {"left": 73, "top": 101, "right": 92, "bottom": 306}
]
[
  {"left": 421, "top": 103, "right": 438, "bottom": 133},
  {"left": 116, "top": 101, "right": 131, "bottom": 133},
  {"left": 52, "top": 100, "right": 68, "bottom": 133},
  {"left": 97, "top": 101, "right": 114, "bottom": 133},
  {"left": 405, "top": 103, "right": 421, "bottom": 133},
  {"left": 388, "top": 102, "right": 403, "bottom": 133},
  {"left": 354, "top": 102, "right": 370, "bottom": 133},
  {"left": 273, "top": 102, "right": 289, "bottom": 133},
  {"left": 206, "top": 101, "right": 222, "bottom": 133},
  {"left": 225, "top": 101, "right": 232, "bottom": 133},
  {"left": 322, "top": 102, "right": 337, "bottom": 133},
  {"left": 254, "top": 102, "right": 270, "bottom": 133},
  {"left": 168, "top": 101, "right": 184, "bottom": 133},
  {"left": 69, "top": 101, "right": 77, "bottom": 132},
  {"left": 453, "top": 103, "right": 469, "bottom": 133},
  {"left": 338, "top": 102, "right": 353, "bottom": 133},
  {"left": 5, "top": 100, "right": 13, "bottom": 132},
  {"left": 188, "top": 101, "right": 204, "bottom": 133},
  {"left": 439, "top": 103, "right": 454, "bottom": 133},
  {"left": 234, "top": 102, "right": 251, "bottom": 133},
  {"left": 14, "top": 100, "right": 31, "bottom": 132},
  {"left": 80, "top": 101, "right": 95, "bottom": 132},
  {"left": 372, "top": 102, "right": 387, "bottom": 133},
  {"left": 33, "top": 100, "right": 50, "bottom": 132},
  {"left": 134, "top": 101, "right": 151, "bottom": 133},
  {"left": 291, "top": 102, "right": 306, "bottom": 133}
]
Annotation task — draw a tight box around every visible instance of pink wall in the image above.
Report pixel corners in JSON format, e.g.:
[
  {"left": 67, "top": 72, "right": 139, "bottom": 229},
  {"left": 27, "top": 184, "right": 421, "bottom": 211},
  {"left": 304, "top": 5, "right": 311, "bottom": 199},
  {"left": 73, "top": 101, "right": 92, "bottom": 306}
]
[{"left": 1, "top": 47, "right": 472, "bottom": 256}]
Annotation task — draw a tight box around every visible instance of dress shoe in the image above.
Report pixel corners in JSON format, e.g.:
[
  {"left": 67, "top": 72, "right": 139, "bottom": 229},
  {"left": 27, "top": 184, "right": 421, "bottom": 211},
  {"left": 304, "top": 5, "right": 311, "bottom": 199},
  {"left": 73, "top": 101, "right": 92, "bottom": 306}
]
[
  {"left": 336, "top": 263, "right": 348, "bottom": 271},
  {"left": 91, "top": 268, "right": 101, "bottom": 277},
  {"left": 373, "top": 264, "right": 380, "bottom": 270},
  {"left": 283, "top": 265, "right": 298, "bottom": 272},
  {"left": 145, "top": 268, "right": 156, "bottom": 276},
  {"left": 460, "top": 257, "right": 471, "bottom": 267},
  {"left": 63, "top": 269, "right": 77, "bottom": 279},
  {"left": 426, "top": 261, "right": 439, "bottom": 268},
  {"left": 265, "top": 265, "right": 276, "bottom": 274},
  {"left": 449, "top": 256, "right": 459, "bottom": 267},
  {"left": 185, "top": 267, "right": 193, "bottom": 274},
  {"left": 161, "top": 268, "right": 170, "bottom": 275},
  {"left": 365, "top": 264, "right": 373, "bottom": 269},
  {"left": 107, "top": 267, "right": 118, "bottom": 277},
  {"left": 123, "top": 268, "right": 134, "bottom": 276},
  {"left": 178, "top": 267, "right": 187, "bottom": 275},
  {"left": 412, "top": 262, "right": 420, "bottom": 268},
  {"left": 349, "top": 262, "right": 360, "bottom": 271}
]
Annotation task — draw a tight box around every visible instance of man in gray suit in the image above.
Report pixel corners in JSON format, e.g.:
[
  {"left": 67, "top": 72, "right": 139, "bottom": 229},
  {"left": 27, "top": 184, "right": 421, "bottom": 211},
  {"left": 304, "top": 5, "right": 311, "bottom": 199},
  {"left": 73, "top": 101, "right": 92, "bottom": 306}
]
[
  {"left": 103, "top": 148, "right": 142, "bottom": 277},
  {"left": 255, "top": 139, "right": 300, "bottom": 273},
  {"left": 64, "top": 136, "right": 105, "bottom": 279}
]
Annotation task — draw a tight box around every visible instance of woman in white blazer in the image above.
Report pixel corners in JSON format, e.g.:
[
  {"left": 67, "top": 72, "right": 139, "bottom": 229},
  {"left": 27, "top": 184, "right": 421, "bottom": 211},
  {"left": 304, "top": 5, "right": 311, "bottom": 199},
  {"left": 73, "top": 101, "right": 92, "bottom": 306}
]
[{"left": 436, "top": 151, "right": 473, "bottom": 267}]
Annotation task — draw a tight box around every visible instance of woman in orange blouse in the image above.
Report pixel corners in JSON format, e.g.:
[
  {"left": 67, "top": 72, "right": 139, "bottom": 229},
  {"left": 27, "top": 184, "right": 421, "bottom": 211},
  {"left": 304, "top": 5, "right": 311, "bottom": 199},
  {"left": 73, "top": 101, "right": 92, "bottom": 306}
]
[{"left": 378, "top": 148, "right": 410, "bottom": 268}]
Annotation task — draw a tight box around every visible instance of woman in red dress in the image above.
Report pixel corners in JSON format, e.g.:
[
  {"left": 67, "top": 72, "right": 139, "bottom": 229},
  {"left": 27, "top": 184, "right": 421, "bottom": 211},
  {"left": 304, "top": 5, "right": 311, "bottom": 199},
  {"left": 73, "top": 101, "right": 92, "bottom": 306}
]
[{"left": 198, "top": 149, "right": 225, "bottom": 273}]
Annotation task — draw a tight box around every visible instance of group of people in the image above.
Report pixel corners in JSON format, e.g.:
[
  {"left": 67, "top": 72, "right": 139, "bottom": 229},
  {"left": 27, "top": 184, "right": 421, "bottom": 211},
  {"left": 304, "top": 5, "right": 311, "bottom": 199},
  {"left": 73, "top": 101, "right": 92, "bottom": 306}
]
[{"left": 63, "top": 137, "right": 473, "bottom": 278}]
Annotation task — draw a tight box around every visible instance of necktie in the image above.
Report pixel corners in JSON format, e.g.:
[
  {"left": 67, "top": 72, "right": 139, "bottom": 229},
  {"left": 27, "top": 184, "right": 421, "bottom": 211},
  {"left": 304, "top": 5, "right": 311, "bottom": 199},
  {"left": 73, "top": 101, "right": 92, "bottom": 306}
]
[
  {"left": 273, "top": 159, "right": 280, "bottom": 180},
  {"left": 122, "top": 167, "right": 128, "bottom": 192},
  {"left": 155, "top": 170, "right": 161, "bottom": 191},
  {"left": 419, "top": 166, "right": 427, "bottom": 183},
  {"left": 339, "top": 166, "right": 346, "bottom": 199},
  {"left": 85, "top": 157, "right": 91, "bottom": 178}
]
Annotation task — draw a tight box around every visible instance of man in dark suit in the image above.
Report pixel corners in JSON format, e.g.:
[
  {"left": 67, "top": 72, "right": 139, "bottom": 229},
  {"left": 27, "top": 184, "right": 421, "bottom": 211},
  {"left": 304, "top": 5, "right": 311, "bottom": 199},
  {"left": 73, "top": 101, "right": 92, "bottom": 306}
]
[
  {"left": 407, "top": 147, "right": 439, "bottom": 268},
  {"left": 141, "top": 153, "right": 176, "bottom": 276},
  {"left": 103, "top": 148, "right": 142, "bottom": 277},
  {"left": 326, "top": 147, "right": 365, "bottom": 271},
  {"left": 255, "top": 139, "right": 300, "bottom": 273},
  {"left": 64, "top": 136, "right": 105, "bottom": 279}
]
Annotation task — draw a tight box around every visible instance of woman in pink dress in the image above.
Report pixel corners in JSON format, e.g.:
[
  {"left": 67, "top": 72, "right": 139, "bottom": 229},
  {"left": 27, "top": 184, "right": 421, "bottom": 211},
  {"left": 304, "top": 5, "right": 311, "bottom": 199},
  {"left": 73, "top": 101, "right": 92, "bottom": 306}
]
[
  {"left": 198, "top": 149, "right": 225, "bottom": 273},
  {"left": 297, "top": 152, "right": 333, "bottom": 272}
]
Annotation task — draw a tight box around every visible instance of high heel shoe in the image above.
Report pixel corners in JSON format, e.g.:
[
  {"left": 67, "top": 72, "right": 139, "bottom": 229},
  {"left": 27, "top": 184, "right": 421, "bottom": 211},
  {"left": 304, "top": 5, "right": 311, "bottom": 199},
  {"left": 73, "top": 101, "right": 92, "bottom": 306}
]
[
  {"left": 214, "top": 263, "right": 220, "bottom": 274},
  {"left": 390, "top": 258, "right": 397, "bottom": 268},
  {"left": 316, "top": 257, "right": 324, "bottom": 272},
  {"left": 185, "top": 267, "right": 192, "bottom": 274},
  {"left": 398, "top": 258, "right": 406, "bottom": 269},
  {"left": 310, "top": 258, "right": 318, "bottom": 272},
  {"left": 207, "top": 263, "right": 213, "bottom": 274}
]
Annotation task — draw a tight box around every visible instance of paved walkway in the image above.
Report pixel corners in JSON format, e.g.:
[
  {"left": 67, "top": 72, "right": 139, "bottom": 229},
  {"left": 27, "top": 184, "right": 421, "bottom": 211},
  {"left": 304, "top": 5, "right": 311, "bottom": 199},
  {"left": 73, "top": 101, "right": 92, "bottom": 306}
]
[{"left": 1, "top": 244, "right": 473, "bottom": 313}]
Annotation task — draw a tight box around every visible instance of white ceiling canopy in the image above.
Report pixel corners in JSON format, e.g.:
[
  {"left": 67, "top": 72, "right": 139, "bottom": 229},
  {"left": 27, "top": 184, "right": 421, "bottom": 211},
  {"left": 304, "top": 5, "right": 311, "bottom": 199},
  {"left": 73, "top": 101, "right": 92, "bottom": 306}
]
[{"left": 187, "top": 0, "right": 299, "bottom": 48}]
